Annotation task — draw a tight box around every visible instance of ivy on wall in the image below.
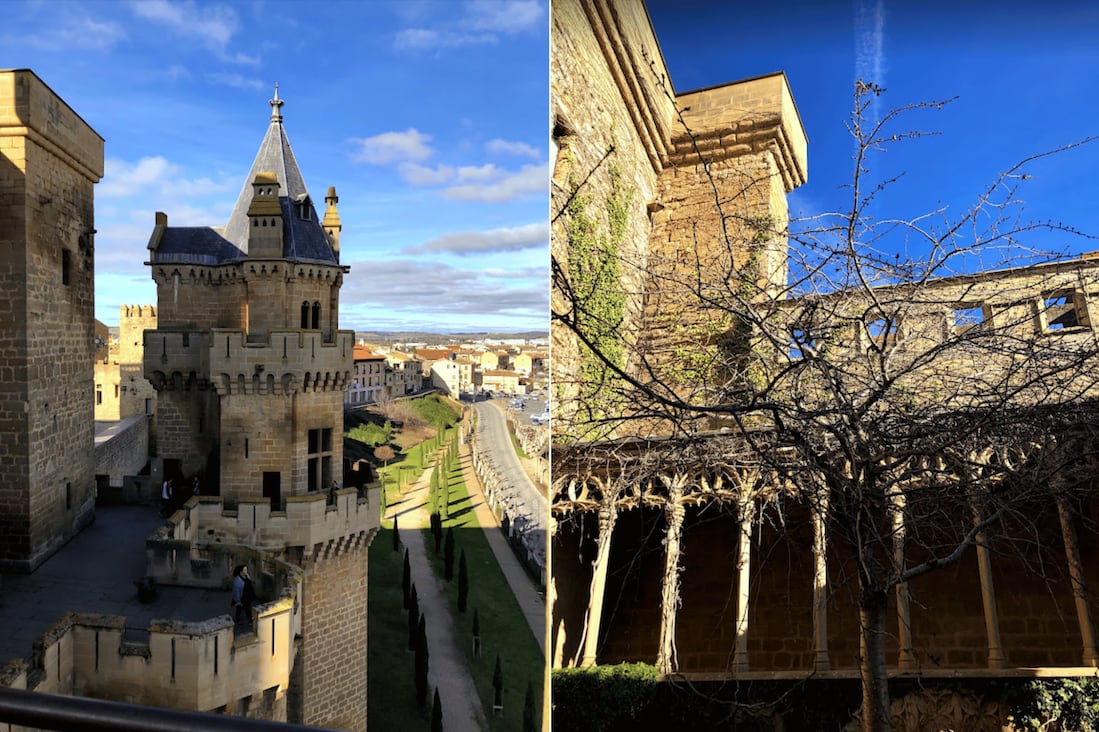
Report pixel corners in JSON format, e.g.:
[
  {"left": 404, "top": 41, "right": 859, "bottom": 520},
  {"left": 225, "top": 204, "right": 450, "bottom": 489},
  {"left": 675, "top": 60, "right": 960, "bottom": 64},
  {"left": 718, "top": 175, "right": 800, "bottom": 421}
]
[{"left": 565, "top": 154, "right": 633, "bottom": 439}]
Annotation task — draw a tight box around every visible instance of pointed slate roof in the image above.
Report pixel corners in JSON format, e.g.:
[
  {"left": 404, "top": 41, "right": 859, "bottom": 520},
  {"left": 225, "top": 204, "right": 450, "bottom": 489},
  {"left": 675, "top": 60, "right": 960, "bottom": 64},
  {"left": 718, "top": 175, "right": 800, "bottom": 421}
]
[{"left": 148, "top": 86, "right": 339, "bottom": 266}]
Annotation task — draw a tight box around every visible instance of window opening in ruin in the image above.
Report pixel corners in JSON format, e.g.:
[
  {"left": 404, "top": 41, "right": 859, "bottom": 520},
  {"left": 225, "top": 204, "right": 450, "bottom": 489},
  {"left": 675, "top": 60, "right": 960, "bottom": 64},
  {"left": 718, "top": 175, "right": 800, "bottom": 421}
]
[
  {"left": 145, "top": 398, "right": 152, "bottom": 414},
  {"left": 311, "top": 301, "right": 320, "bottom": 329},
  {"left": 114, "top": 384, "right": 119, "bottom": 398},
  {"left": 245, "top": 438, "right": 249, "bottom": 459},
  {"left": 788, "top": 328, "right": 821, "bottom": 359},
  {"left": 62, "top": 249, "right": 71, "bottom": 286},
  {"left": 96, "top": 386, "right": 102, "bottom": 405},
  {"left": 1043, "top": 290, "right": 1086, "bottom": 331},
  {"left": 953, "top": 304, "right": 987, "bottom": 335},
  {"left": 307, "top": 427, "right": 333, "bottom": 492},
  {"left": 301, "top": 301, "right": 309, "bottom": 329},
  {"left": 214, "top": 636, "right": 219, "bottom": 675},
  {"left": 865, "top": 316, "right": 898, "bottom": 348}
]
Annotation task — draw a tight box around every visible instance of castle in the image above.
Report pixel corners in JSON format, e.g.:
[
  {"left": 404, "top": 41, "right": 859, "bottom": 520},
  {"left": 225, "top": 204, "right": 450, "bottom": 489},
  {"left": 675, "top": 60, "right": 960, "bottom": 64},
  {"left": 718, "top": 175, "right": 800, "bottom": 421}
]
[{"left": 0, "top": 72, "right": 377, "bottom": 730}]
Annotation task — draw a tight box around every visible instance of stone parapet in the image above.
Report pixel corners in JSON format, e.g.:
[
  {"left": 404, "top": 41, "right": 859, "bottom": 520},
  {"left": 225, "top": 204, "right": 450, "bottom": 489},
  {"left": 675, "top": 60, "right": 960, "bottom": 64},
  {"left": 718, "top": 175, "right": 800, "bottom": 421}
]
[
  {"left": 144, "top": 328, "right": 354, "bottom": 395},
  {"left": 0, "top": 606, "right": 297, "bottom": 717},
  {"left": 672, "top": 72, "right": 808, "bottom": 192},
  {"left": 165, "top": 489, "right": 380, "bottom": 553},
  {"left": 0, "top": 70, "right": 104, "bottom": 182}
]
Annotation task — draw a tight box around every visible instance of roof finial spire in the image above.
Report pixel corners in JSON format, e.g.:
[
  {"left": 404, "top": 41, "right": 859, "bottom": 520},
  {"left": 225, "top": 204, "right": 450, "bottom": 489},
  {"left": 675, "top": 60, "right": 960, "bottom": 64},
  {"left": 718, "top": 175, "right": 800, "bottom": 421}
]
[{"left": 269, "top": 82, "right": 284, "bottom": 123}]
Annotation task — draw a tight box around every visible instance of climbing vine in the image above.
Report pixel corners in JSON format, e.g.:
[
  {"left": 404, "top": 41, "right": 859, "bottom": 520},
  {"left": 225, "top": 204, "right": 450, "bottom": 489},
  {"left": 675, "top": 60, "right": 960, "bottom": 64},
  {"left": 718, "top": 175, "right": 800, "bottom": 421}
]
[{"left": 565, "top": 152, "right": 633, "bottom": 438}]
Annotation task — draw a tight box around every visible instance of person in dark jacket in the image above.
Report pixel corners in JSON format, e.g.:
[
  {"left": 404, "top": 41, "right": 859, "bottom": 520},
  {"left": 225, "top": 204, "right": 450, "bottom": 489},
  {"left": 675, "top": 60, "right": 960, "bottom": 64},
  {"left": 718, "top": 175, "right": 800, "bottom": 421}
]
[{"left": 231, "top": 565, "right": 255, "bottom": 626}]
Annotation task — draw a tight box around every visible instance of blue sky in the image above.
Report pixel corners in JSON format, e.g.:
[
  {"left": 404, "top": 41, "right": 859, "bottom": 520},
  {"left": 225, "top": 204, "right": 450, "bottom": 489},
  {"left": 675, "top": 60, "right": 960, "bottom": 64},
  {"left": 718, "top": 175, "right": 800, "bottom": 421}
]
[
  {"left": 646, "top": 0, "right": 1099, "bottom": 275},
  {"left": 3, "top": 0, "right": 548, "bottom": 333}
]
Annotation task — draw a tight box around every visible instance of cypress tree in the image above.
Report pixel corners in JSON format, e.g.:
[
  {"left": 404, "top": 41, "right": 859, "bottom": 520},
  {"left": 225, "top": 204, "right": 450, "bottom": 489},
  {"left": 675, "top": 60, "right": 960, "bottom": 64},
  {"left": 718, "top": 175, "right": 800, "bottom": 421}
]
[
  {"left": 392, "top": 514, "right": 399, "bottom": 551},
  {"left": 493, "top": 654, "right": 504, "bottom": 710},
  {"left": 431, "top": 688, "right": 443, "bottom": 732},
  {"left": 432, "top": 511, "right": 443, "bottom": 554},
  {"left": 444, "top": 528, "right": 455, "bottom": 582},
  {"left": 457, "top": 549, "right": 469, "bottom": 612},
  {"left": 402, "top": 549, "right": 411, "bottom": 609},
  {"left": 415, "top": 613, "right": 430, "bottom": 706},
  {"left": 523, "top": 681, "right": 537, "bottom": 732},
  {"left": 407, "top": 584, "right": 419, "bottom": 651}
]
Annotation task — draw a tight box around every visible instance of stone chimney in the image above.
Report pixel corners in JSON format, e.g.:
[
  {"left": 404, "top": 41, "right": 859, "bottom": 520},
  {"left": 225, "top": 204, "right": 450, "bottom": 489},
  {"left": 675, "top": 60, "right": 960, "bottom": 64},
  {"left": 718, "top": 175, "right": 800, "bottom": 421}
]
[
  {"left": 246, "top": 171, "right": 283, "bottom": 257},
  {"left": 323, "top": 185, "right": 341, "bottom": 261}
]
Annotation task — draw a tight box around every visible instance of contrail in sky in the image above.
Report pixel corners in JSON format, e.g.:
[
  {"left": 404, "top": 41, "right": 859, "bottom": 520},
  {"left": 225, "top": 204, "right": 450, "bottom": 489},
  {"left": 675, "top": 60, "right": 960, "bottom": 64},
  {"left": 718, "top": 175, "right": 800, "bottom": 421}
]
[{"left": 854, "top": 0, "right": 886, "bottom": 120}]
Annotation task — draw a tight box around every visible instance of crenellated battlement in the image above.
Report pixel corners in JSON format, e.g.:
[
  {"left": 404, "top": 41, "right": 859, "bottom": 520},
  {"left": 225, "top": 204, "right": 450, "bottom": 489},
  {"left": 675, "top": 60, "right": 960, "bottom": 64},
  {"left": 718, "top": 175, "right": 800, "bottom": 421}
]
[
  {"left": 163, "top": 489, "right": 380, "bottom": 554},
  {"left": 0, "top": 604, "right": 298, "bottom": 714},
  {"left": 121, "top": 304, "right": 158, "bottom": 320},
  {"left": 144, "top": 328, "right": 354, "bottom": 395}
]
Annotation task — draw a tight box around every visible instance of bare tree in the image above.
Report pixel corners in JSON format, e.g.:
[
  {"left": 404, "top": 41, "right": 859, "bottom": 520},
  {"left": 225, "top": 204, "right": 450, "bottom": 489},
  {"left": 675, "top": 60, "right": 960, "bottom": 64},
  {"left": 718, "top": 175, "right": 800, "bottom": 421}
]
[{"left": 552, "top": 80, "right": 1099, "bottom": 731}]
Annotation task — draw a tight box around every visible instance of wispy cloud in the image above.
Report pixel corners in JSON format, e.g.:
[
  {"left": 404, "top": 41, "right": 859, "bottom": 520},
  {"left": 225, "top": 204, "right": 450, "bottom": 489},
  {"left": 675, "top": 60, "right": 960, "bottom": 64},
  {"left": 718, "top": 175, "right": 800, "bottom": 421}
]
[
  {"left": 351, "top": 129, "right": 435, "bottom": 164},
  {"left": 206, "top": 71, "right": 263, "bottom": 91},
  {"left": 486, "top": 138, "right": 539, "bottom": 158},
  {"left": 395, "top": 0, "right": 544, "bottom": 52},
  {"left": 129, "top": 0, "right": 259, "bottom": 65},
  {"left": 99, "top": 156, "right": 235, "bottom": 200},
  {"left": 442, "top": 163, "right": 547, "bottom": 202},
  {"left": 854, "top": 0, "right": 886, "bottom": 117},
  {"left": 403, "top": 223, "right": 547, "bottom": 255},
  {"left": 22, "top": 16, "right": 127, "bottom": 52}
]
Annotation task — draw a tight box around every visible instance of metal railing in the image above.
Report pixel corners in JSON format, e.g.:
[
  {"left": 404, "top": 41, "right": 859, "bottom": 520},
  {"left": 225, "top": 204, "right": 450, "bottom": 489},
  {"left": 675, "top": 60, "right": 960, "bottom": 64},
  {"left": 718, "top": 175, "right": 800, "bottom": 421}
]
[{"left": 0, "top": 686, "right": 341, "bottom": 732}]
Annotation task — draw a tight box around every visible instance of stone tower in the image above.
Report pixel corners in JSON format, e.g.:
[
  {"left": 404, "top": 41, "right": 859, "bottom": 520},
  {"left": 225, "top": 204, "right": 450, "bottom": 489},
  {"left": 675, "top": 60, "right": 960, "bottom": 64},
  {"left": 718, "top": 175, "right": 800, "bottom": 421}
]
[
  {"left": 0, "top": 69, "right": 103, "bottom": 572},
  {"left": 144, "top": 89, "right": 370, "bottom": 730}
]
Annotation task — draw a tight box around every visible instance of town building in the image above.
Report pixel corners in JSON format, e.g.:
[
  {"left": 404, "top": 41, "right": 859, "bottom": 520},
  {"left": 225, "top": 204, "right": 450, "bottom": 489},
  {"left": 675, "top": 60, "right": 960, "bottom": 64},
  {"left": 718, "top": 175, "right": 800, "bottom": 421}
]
[
  {"left": 0, "top": 69, "right": 103, "bottom": 573},
  {"left": 347, "top": 345, "right": 386, "bottom": 406},
  {"left": 94, "top": 305, "right": 157, "bottom": 424}
]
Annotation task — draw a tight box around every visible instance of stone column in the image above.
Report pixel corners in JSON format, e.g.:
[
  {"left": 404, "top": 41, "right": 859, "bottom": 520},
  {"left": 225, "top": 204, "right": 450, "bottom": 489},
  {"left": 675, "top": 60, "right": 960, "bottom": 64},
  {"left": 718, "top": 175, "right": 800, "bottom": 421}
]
[
  {"left": 657, "top": 474, "right": 686, "bottom": 674},
  {"left": 973, "top": 520, "right": 1006, "bottom": 669},
  {"left": 1056, "top": 495, "right": 1099, "bottom": 666},
  {"left": 733, "top": 492, "right": 756, "bottom": 673},
  {"left": 891, "top": 490, "right": 915, "bottom": 670},
  {"left": 579, "top": 488, "right": 617, "bottom": 667},
  {"left": 811, "top": 491, "right": 830, "bottom": 672}
]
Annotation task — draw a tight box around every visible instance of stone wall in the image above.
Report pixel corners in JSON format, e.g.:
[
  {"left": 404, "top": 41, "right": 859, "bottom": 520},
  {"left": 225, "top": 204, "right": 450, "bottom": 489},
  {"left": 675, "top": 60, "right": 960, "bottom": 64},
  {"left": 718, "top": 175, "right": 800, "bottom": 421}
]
[
  {"left": 93, "top": 414, "right": 149, "bottom": 488},
  {"left": 0, "top": 606, "right": 297, "bottom": 720},
  {"left": 0, "top": 70, "right": 103, "bottom": 572},
  {"left": 294, "top": 539, "right": 370, "bottom": 730}
]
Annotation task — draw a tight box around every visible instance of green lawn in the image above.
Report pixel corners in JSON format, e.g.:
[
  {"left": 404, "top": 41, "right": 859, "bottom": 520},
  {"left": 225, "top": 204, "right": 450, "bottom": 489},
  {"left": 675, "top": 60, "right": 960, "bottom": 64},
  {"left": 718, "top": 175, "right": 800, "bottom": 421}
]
[
  {"left": 367, "top": 525, "right": 429, "bottom": 729},
  {"left": 426, "top": 451, "right": 544, "bottom": 731}
]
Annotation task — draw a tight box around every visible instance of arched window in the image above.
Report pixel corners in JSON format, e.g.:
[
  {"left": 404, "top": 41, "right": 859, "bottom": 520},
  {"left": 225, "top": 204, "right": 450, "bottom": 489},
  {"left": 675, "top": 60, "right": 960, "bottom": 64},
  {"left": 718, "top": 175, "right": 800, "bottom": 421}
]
[
  {"left": 301, "top": 301, "right": 309, "bottom": 329},
  {"left": 311, "top": 301, "right": 320, "bottom": 330}
]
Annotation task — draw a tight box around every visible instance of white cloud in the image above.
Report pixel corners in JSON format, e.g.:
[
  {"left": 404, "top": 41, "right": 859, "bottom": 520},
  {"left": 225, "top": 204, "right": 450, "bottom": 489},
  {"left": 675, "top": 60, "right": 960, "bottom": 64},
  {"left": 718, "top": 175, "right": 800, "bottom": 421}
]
[
  {"left": 167, "top": 64, "right": 190, "bottom": 80},
  {"left": 131, "top": 0, "right": 237, "bottom": 47},
  {"left": 99, "top": 156, "right": 235, "bottom": 201},
  {"left": 394, "top": 28, "right": 495, "bottom": 50},
  {"left": 351, "top": 129, "right": 435, "bottom": 165},
  {"left": 129, "top": 0, "right": 258, "bottom": 65},
  {"left": 404, "top": 223, "right": 548, "bottom": 255},
  {"left": 394, "top": 0, "right": 543, "bottom": 51},
  {"left": 486, "top": 138, "right": 540, "bottom": 159},
  {"left": 24, "top": 16, "right": 127, "bottom": 51},
  {"left": 455, "top": 164, "right": 501, "bottom": 182},
  {"left": 443, "top": 163, "right": 547, "bottom": 202},
  {"left": 398, "top": 162, "right": 455, "bottom": 186},
  {"left": 206, "top": 72, "right": 263, "bottom": 91},
  {"left": 466, "top": 0, "right": 544, "bottom": 33}
]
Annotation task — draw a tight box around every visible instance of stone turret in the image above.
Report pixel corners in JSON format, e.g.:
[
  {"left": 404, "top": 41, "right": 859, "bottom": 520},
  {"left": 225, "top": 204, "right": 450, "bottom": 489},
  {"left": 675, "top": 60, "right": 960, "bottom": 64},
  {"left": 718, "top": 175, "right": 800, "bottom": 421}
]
[{"left": 322, "top": 186, "right": 341, "bottom": 260}]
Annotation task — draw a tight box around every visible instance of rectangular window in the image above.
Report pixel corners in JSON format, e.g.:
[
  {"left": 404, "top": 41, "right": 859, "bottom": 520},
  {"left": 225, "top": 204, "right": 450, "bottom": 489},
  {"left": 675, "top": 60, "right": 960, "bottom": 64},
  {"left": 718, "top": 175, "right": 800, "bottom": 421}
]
[
  {"left": 788, "top": 327, "right": 821, "bottom": 360},
  {"left": 145, "top": 398, "right": 152, "bottom": 414},
  {"left": 866, "top": 316, "right": 898, "bottom": 349},
  {"left": 96, "top": 387, "right": 102, "bottom": 405},
  {"left": 952, "top": 304, "right": 987, "bottom": 335},
  {"left": 1043, "top": 290, "right": 1087, "bottom": 332},
  {"left": 114, "top": 384, "right": 119, "bottom": 398},
  {"left": 62, "top": 249, "right": 71, "bottom": 286}
]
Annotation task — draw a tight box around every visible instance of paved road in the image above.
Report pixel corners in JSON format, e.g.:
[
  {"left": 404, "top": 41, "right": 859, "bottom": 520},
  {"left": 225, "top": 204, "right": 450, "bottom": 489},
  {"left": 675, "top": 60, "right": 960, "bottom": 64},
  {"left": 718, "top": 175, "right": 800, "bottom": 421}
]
[{"left": 474, "top": 402, "right": 547, "bottom": 536}]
